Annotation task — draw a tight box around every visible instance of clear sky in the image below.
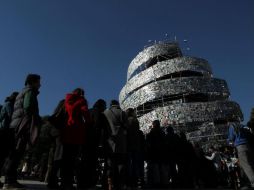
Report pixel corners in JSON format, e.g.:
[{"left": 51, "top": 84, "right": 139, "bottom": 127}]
[{"left": 0, "top": 0, "right": 253, "bottom": 123}]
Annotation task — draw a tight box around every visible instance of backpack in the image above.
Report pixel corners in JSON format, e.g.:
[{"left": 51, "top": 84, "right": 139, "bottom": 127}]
[
  {"left": 48, "top": 100, "right": 67, "bottom": 129},
  {"left": 0, "top": 104, "right": 11, "bottom": 130},
  {"left": 236, "top": 124, "right": 254, "bottom": 150}
]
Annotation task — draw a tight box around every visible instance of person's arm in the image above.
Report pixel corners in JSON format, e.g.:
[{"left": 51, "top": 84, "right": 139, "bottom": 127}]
[
  {"left": 5, "top": 102, "right": 13, "bottom": 119},
  {"left": 227, "top": 126, "right": 235, "bottom": 145},
  {"left": 81, "top": 101, "right": 92, "bottom": 125},
  {"left": 206, "top": 152, "right": 215, "bottom": 160},
  {"left": 121, "top": 110, "right": 128, "bottom": 129},
  {"left": 23, "top": 90, "right": 36, "bottom": 115}
]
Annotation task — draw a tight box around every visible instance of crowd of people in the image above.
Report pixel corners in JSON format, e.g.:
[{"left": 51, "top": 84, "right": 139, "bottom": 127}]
[{"left": 0, "top": 73, "right": 254, "bottom": 190}]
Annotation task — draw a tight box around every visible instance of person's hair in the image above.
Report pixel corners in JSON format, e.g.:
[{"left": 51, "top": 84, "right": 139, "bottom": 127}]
[
  {"left": 126, "top": 108, "right": 135, "bottom": 117},
  {"left": 25, "top": 74, "right": 41, "bottom": 86},
  {"left": 71, "top": 88, "right": 87, "bottom": 106},
  {"left": 209, "top": 146, "right": 218, "bottom": 151},
  {"left": 152, "top": 120, "right": 160, "bottom": 128},
  {"left": 72, "top": 88, "right": 84, "bottom": 96},
  {"left": 93, "top": 99, "right": 106, "bottom": 109},
  {"left": 167, "top": 126, "right": 174, "bottom": 134},
  {"left": 110, "top": 100, "right": 119, "bottom": 106},
  {"left": 5, "top": 91, "right": 19, "bottom": 102},
  {"left": 179, "top": 131, "right": 187, "bottom": 140},
  {"left": 247, "top": 121, "right": 254, "bottom": 129}
]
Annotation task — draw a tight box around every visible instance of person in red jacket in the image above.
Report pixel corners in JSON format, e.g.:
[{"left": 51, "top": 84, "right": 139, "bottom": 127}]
[{"left": 61, "top": 88, "right": 92, "bottom": 190}]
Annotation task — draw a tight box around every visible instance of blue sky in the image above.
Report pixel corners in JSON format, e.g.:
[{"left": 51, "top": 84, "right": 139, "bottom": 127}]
[{"left": 0, "top": 0, "right": 253, "bottom": 123}]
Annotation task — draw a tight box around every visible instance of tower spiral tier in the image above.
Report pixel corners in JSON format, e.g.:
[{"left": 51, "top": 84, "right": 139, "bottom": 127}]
[{"left": 119, "top": 42, "right": 243, "bottom": 146}]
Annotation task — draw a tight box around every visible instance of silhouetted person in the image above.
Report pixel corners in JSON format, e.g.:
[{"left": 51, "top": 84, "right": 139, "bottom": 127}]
[
  {"left": 193, "top": 142, "right": 218, "bottom": 188},
  {"left": 3, "top": 74, "right": 42, "bottom": 190},
  {"left": 47, "top": 99, "right": 65, "bottom": 189},
  {"left": 104, "top": 100, "right": 128, "bottom": 190},
  {"left": 165, "top": 126, "right": 180, "bottom": 187},
  {"left": 205, "top": 146, "right": 223, "bottom": 186},
  {"left": 126, "top": 108, "right": 145, "bottom": 189},
  {"left": 206, "top": 146, "right": 222, "bottom": 172},
  {"left": 177, "top": 131, "right": 196, "bottom": 188},
  {"left": 77, "top": 99, "right": 110, "bottom": 189},
  {"left": 228, "top": 120, "right": 254, "bottom": 189},
  {"left": 146, "top": 120, "right": 168, "bottom": 188},
  {"left": 0, "top": 92, "right": 19, "bottom": 187},
  {"left": 90, "top": 99, "right": 110, "bottom": 189},
  {"left": 61, "top": 88, "right": 92, "bottom": 190}
]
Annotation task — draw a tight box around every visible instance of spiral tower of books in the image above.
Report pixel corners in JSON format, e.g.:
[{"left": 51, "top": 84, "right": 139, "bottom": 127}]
[{"left": 119, "top": 41, "right": 243, "bottom": 147}]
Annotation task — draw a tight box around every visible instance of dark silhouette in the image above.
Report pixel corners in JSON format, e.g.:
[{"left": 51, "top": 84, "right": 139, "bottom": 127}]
[
  {"left": 104, "top": 100, "right": 128, "bottom": 190},
  {"left": 126, "top": 108, "right": 145, "bottom": 189},
  {"left": 77, "top": 99, "right": 110, "bottom": 189},
  {"left": 193, "top": 142, "right": 218, "bottom": 188},
  {"left": 177, "top": 131, "right": 196, "bottom": 188},
  {"left": 46, "top": 99, "right": 65, "bottom": 189},
  {"left": 146, "top": 120, "right": 168, "bottom": 188},
  {"left": 60, "top": 88, "right": 92, "bottom": 190},
  {"left": 0, "top": 92, "right": 19, "bottom": 187},
  {"left": 228, "top": 121, "right": 254, "bottom": 189},
  {"left": 3, "top": 74, "right": 42, "bottom": 190},
  {"left": 165, "top": 126, "right": 180, "bottom": 187}
]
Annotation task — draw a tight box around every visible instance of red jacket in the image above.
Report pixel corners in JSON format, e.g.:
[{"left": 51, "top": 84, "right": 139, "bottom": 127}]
[{"left": 61, "top": 92, "right": 91, "bottom": 145}]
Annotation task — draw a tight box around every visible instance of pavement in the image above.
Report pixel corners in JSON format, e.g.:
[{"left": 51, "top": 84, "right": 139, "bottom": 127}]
[
  {"left": 14, "top": 180, "right": 46, "bottom": 190},
  {"left": 0, "top": 178, "right": 239, "bottom": 190},
  {"left": 0, "top": 178, "right": 46, "bottom": 190}
]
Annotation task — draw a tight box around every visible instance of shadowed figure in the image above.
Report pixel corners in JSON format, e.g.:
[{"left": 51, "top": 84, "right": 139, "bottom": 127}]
[
  {"left": 104, "top": 100, "right": 128, "bottom": 190},
  {"left": 0, "top": 92, "right": 19, "bottom": 187},
  {"left": 165, "top": 126, "right": 180, "bottom": 188},
  {"left": 177, "top": 131, "right": 196, "bottom": 188},
  {"left": 146, "top": 120, "right": 168, "bottom": 188},
  {"left": 3, "top": 74, "right": 42, "bottom": 190},
  {"left": 60, "top": 88, "right": 92, "bottom": 190},
  {"left": 126, "top": 108, "right": 145, "bottom": 189}
]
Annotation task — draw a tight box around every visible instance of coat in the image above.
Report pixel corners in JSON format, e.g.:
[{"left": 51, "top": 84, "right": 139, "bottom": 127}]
[
  {"left": 61, "top": 93, "right": 91, "bottom": 145},
  {"left": 104, "top": 105, "right": 127, "bottom": 154},
  {"left": 11, "top": 86, "right": 41, "bottom": 146},
  {"left": 0, "top": 101, "right": 14, "bottom": 130}
]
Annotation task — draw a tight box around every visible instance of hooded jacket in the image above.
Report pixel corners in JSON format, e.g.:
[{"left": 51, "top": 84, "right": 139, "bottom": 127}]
[{"left": 61, "top": 92, "right": 91, "bottom": 144}]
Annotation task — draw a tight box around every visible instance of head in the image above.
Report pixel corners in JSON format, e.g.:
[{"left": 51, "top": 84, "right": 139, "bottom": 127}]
[
  {"left": 152, "top": 120, "right": 160, "bottom": 129},
  {"left": 25, "top": 74, "right": 41, "bottom": 89},
  {"left": 167, "top": 126, "right": 174, "bottom": 135},
  {"left": 179, "top": 131, "right": 187, "bottom": 140},
  {"left": 71, "top": 88, "right": 87, "bottom": 106},
  {"left": 93, "top": 99, "right": 106, "bottom": 112},
  {"left": 5, "top": 91, "right": 19, "bottom": 103},
  {"left": 209, "top": 146, "right": 217, "bottom": 153},
  {"left": 72, "top": 88, "right": 85, "bottom": 97},
  {"left": 193, "top": 142, "right": 200, "bottom": 149},
  {"left": 247, "top": 121, "right": 254, "bottom": 130},
  {"left": 126, "top": 108, "right": 136, "bottom": 117},
  {"left": 110, "top": 100, "right": 119, "bottom": 107}
]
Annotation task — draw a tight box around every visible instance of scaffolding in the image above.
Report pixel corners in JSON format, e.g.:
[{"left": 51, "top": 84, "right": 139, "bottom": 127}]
[{"left": 120, "top": 41, "right": 243, "bottom": 147}]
